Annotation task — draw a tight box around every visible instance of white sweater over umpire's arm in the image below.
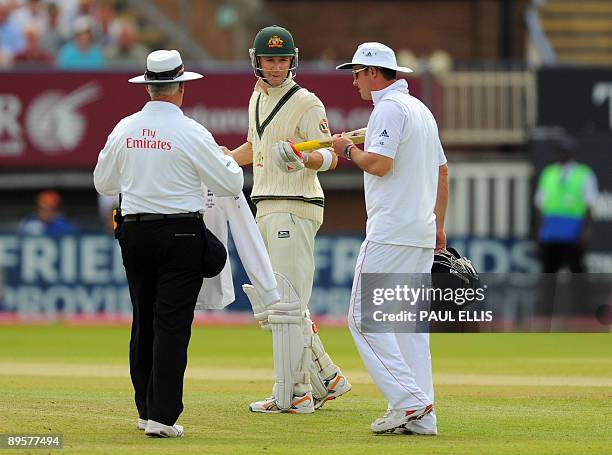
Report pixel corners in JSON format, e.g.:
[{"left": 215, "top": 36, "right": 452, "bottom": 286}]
[{"left": 93, "top": 101, "right": 243, "bottom": 214}]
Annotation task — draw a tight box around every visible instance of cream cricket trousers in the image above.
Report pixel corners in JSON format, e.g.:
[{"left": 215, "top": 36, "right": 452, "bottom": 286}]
[
  {"left": 348, "top": 240, "right": 436, "bottom": 414},
  {"left": 256, "top": 212, "right": 320, "bottom": 312}
]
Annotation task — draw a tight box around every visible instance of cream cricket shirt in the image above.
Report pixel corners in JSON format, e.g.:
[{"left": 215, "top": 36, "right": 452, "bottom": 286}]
[
  {"left": 248, "top": 79, "right": 331, "bottom": 224},
  {"left": 94, "top": 101, "right": 243, "bottom": 214},
  {"left": 364, "top": 79, "right": 447, "bottom": 248}
]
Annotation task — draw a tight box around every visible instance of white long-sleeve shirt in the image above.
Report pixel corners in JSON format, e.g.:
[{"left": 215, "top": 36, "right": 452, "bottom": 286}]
[
  {"left": 196, "top": 188, "right": 279, "bottom": 310},
  {"left": 94, "top": 101, "right": 243, "bottom": 214}
]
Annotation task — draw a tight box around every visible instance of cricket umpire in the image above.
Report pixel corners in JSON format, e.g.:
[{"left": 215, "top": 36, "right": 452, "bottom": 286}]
[
  {"left": 332, "top": 42, "right": 448, "bottom": 435},
  {"left": 93, "top": 50, "right": 243, "bottom": 438}
]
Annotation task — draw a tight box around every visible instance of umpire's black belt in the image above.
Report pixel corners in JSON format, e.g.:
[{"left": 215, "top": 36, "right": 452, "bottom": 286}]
[{"left": 123, "top": 212, "right": 202, "bottom": 223}]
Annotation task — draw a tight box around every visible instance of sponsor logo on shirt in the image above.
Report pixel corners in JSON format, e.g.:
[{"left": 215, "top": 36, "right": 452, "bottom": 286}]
[
  {"left": 379, "top": 129, "right": 389, "bottom": 138},
  {"left": 319, "top": 118, "right": 330, "bottom": 134},
  {"left": 125, "top": 138, "right": 172, "bottom": 150},
  {"left": 125, "top": 128, "right": 172, "bottom": 151},
  {"left": 278, "top": 230, "right": 290, "bottom": 239}
]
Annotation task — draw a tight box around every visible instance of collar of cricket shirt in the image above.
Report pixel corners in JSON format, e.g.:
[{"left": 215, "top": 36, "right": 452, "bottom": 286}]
[
  {"left": 142, "top": 100, "right": 183, "bottom": 114},
  {"left": 371, "top": 79, "right": 409, "bottom": 105},
  {"left": 255, "top": 76, "right": 295, "bottom": 97}
]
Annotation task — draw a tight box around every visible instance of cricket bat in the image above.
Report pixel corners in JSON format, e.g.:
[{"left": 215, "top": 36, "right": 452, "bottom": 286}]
[{"left": 292, "top": 128, "right": 366, "bottom": 152}]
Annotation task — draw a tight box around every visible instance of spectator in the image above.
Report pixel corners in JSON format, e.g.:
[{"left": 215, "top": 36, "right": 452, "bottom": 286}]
[
  {"left": 56, "top": 15, "right": 105, "bottom": 69},
  {"left": 0, "top": 0, "right": 25, "bottom": 67},
  {"left": 95, "top": 0, "right": 117, "bottom": 47},
  {"left": 9, "top": 0, "right": 48, "bottom": 35},
  {"left": 14, "top": 21, "right": 53, "bottom": 64},
  {"left": 40, "top": 1, "right": 64, "bottom": 54},
  {"left": 105, "top": 16, "right": 148, "bottom": 66},
  {"left": 53, "top": 0, "right": 78, "bottom": 39},
  {"left": 19, "top": 190, "right": 77, "bottom": 235},
  {"left": 534, "top": 139, "right": 599, "bottom": 272},
  {"left": 56, "top": 0, "right": 114, "bottom": 40}
]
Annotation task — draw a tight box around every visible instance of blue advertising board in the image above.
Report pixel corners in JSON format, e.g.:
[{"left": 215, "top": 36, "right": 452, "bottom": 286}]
[{"left": 0, "top": 233, "right": 539, "bottom": 319}]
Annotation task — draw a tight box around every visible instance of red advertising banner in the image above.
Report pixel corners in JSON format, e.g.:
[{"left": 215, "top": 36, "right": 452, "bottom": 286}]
[{"left": 0, "top": 70, "right": 422, "bottom": 169}]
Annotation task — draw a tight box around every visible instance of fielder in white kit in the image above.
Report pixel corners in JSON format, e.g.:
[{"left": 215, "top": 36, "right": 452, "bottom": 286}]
[{"left": 332, "top": 42, "right": 449, "bottom": 435}]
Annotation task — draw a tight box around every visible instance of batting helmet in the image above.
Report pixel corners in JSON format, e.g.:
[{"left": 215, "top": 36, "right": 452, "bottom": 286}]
[
  {"left": 432, "top": 248, "right": 479, "bottom": 285},
  {"left": 431, "top": 248, "right": 481, "bottom": 307},
  {"left": 249, "top": 25, "right": 298, "bottom": 81}
]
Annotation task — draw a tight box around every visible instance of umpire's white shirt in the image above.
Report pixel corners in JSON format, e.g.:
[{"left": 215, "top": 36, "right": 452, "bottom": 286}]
[
  {"left": 94, "top": 101, "right": 243, "bottom": 214},
  {"left": 196, "top": 188, "right": 280, "bottom": 310},
  {"left": 364, "top": 79, "right": 447, "bottom": 248}
]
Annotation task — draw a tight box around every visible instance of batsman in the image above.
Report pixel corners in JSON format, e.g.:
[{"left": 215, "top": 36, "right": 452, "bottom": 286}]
[{"left": 224, "top": 25, "right": 351, "bottom": 413}]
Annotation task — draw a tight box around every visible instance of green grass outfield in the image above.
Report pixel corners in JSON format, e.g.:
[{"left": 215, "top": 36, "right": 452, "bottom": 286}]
[{"left": 0, "top": 325, "right": 610, "bottom": 454}]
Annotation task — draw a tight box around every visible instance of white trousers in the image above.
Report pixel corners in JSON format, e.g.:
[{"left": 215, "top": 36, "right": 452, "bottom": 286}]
[
  {"left": 257, "top": 212, "right": 320, "bottom": 312},
  {"left": 348, "top": 240, "right": 435, "bottom": 412},
  {"left": 257, "top": 212, "right": 341, "bottom": 396}
]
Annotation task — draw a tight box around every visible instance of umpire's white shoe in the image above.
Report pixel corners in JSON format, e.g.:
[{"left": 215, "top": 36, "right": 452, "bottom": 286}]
[
  {"left": 137, "top": 418, "right": 147, "bottom": 431},
  {"left": 371, "top": 404, "right": 433, "bottom": 434},
  {"left": 144, "top": 420, "right": 184, "bottom": 438},
  {"left": 249, "top": 392, "right": 315, "bottom": 414},
  {"left": 314, "top": 373, "right": 352, "bottom": 409}
]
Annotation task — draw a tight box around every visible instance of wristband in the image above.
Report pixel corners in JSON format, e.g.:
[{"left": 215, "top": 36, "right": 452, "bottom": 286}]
[
  {"left": 342, "top": 143, "right": 355, "bottom": 161},
  {"left": 316, "top": 148, "right": 334, "bottom": 171}
]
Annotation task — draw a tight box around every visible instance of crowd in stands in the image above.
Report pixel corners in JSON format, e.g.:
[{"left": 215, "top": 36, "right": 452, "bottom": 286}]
[{"left": 0, "top": 0, "right": 149, "bottom": 69}]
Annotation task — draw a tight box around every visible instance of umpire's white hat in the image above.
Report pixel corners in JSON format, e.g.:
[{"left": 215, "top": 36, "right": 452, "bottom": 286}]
[
  {"left": 336, "top": 42, "right": 413, "bottom": 74},
  {"left": 129, "top": 50, "right": 203, "bottom": 84}
]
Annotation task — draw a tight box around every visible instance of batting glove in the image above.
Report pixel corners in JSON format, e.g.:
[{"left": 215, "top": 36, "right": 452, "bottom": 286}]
[{"left": 272, "top": 140, "right": 305, "bottom": 173}]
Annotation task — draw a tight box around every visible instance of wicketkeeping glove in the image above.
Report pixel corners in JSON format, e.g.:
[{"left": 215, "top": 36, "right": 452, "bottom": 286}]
[{"left": 272, "top": 140, "right": 305, "bottom": 173}]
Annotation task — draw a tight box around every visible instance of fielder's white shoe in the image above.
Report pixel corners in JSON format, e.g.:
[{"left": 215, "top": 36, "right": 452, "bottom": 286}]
[
  {"left": 137, "top": 418, "right": 147, "bottom": 431},
  {"left": 314, "top": 373, "right": 352, "bottom": 409},
  {"left": 394, "top": 412, "right": 438, "bottom": 435},
  {"left": 144, "top": 419, "right": 184, "bottom": 438},
  {"left": 249, "top": 392, "right": 315, "bottom": 414},
  {"left": 371, "top": 404, "right": 434, "bottom": 434}
]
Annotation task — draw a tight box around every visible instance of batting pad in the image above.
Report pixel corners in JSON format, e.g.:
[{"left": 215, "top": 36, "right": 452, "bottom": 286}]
[
  {"left": 269, "top": 273, "right": 312, "bottom": 409},
  {"left": 306, "top": 320, "right": 341, "bottom": 399}
]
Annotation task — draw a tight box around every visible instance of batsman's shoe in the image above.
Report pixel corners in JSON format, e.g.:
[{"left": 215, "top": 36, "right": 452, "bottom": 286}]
[
  {"left": 144, "top": 420, "right": 184, "bottom": 438},
  {"left": 137, "top": 418, "right": 147, "bottom": 431},
  {"left": 249, "top": 392, "right": 315, "bottom": 414},
  {"left": 314, "top": 373, "right": 352, "bottom": 410},
  {"left": 371, "top": 404, "right": 433, "bottom": 434}
]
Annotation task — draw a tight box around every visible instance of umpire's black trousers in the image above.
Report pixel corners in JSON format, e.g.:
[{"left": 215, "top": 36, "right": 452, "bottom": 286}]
[{"left": 118, "top": 216, "right": 205, "bottom": 425}]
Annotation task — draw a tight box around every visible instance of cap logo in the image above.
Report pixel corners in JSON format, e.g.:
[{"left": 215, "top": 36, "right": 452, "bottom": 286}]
[{"left": 268, "top": 35, "right": 284, "bottom": 48}]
